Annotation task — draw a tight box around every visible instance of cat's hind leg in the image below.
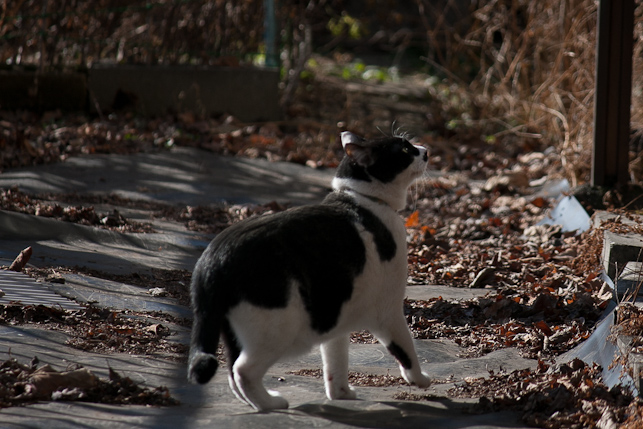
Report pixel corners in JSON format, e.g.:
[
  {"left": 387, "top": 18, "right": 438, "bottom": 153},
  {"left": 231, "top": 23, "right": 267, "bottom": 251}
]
[
  {"left": 221, "top": 319, "right": 251, "bottom": 406},
  {"left": 227, "top": 372, "right": 249, "bottom": 406},
  {"left": 232, "top": 350, "right": 289, "bottom": 411},
  {"left": 371, "top": 314, "right": 431, "bottom": 388},
  {"left": 321, "top": 336, "right": 356, "bottom": 400}
]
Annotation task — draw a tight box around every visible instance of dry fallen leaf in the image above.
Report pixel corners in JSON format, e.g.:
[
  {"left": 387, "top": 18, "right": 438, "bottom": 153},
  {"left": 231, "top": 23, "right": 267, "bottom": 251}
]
[
  {"left": 9, "top": 246, "right": 32, "bottom": 272},
  {"left": 0, "top": 357, "right": 179, "bottom": 408},
  {"left": 25, "top": 366, "right": 98, "bottom": 399},
  {"left": 405, "top": 210, "right": 420, "bottom": 228}
]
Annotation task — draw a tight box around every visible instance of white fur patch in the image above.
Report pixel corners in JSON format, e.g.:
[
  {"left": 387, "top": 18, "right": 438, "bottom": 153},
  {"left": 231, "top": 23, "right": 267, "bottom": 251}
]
[{"left": 340, "top": 131, "right": 362, "bottom": 148}]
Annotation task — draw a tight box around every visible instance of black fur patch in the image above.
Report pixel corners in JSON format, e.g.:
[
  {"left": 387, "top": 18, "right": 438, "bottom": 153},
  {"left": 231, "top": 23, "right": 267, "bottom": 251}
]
[
  {"left": 387, "top": 341, "right": 413, "bottom": 370},
  {"left": 335, "top": 137, "right": 418, "bottom": 184},
  {"left": 324, "top": 192, "right": 396, "bottom": 261},
  {"left": 189, "top": 265, "right": 225, "bottom": 383},
  {"left": 192, "top": 203, "right": 367, "bottom": 334},
  {"left": 335, "top": 158, "right": 372, "bottom": 182},
  {"left": 188, "top": 352, "right": 218, "bottom": 384}
]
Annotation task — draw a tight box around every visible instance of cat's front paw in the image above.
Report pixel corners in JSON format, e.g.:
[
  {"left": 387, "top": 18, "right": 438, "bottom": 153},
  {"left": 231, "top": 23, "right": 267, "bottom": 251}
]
[
  {"left": 257, "top": 390, "right": 289, "bottom": 411},
  {"left": 402, "top": 369, "right": 432, "bottom": 389},
  {"left": 327, "top": 384, "right": 357, "bottom": 400},
  {"left": 413, "top": 372, "right": 431, "bottom": 389}
]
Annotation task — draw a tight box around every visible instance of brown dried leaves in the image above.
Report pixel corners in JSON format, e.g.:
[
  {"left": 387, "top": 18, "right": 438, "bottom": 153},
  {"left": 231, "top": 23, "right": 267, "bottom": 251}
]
[
  {"left": 613, "top": 304, "right": 643, "bottom": 355},
  {"left": 405, "top": 180, "right": 610, "bottom": 359},
  {"left": 0, "top": 188, "right": 154, "bottom": 233},
  {"left": 448, "top": 359, "right": 633, "bottom": 429},
  {"left": 286, "top": 369, "right": 407, "bottom": 387},
  {"left": 0, "top": 304, "right": 187, "bottom": 360},
  {"left": 159, "top": 200, "right": 289, "bottom": 234},
  {"left": 0, "top": 357, "right": 178, "bottom": 408}
]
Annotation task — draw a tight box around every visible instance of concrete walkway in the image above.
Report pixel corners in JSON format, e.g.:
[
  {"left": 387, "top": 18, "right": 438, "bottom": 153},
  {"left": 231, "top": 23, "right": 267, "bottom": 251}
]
[{"left": 0, "top": 147, "right": 553, "bottom": 428}]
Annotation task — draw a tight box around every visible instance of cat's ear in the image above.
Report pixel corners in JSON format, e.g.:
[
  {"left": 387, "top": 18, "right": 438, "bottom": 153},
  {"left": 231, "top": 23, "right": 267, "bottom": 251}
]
[{"left": 341, "top": 132, "right": 373, "bottom": 167}]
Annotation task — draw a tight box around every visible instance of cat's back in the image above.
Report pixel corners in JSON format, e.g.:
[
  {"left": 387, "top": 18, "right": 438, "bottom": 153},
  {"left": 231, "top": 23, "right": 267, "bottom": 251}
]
[
  {"left": 208, "top": 199, "right": 361, "bottom": 254},
  {"left": 194, "top": 198, "right": 364, "bottom": 294},
  {"left": 206, "top": 192, "right": 399, "bottom": 262}
]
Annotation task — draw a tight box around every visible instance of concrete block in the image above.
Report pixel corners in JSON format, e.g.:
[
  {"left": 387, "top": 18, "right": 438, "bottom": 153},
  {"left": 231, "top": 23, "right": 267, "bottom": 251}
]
[
  {"left": 595, "top": 211, "right": 643, "bottom": 280},
  {"left": 88, "top": 65, "right": 281, "bottom": 121},
  {"left": 0, "top": 70, "right": 87, "bottom": 111},
  {"left": 593, "top": 210, "right": 643, "bottom": 229},
  {"left": 602, "top": 230, "right": 643, "bottom": 280},
  {"left": 617, "top": 335, "right": 643, "bottom": 396},
  {"left": 616, "top": 261, "right": 643, "bottom": 300}
]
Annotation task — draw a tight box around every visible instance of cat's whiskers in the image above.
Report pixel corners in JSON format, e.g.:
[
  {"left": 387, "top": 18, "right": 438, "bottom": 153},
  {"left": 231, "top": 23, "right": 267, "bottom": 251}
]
[
  {"left": 409, "top": 167, "right": 432, "bottom": 212},
  {"left": 409, "top": 180, "right": 419, "bottom": 212}
]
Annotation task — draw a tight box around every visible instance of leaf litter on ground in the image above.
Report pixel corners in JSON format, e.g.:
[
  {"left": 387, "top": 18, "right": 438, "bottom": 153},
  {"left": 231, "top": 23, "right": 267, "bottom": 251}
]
[
  {"left": 0, "top": 187, "right": 290, "bottom": 235},
  {"left": 0, "top": 298, "right": 188, "bottom": 360},
  {"left": 443, "top": 358, "right": 636, "bottom": 429},
  {"left": 402, "top": 176, "right": 612, "bottom": 359},
  {"left": 0, "top": 356, "right": 178, "bottom": 409},
  {"left": 3, "top": 171, "right": 632, "bottom": 425},
  {"left": 3, "top": 165, "right": 637, "bottom": 426},
  {"left": 0, "top": 283, "right": 185, "bottom": 406}
]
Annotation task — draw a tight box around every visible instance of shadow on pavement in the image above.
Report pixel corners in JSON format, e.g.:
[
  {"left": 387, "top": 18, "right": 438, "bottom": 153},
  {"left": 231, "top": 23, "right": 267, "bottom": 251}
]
[{"left": 292, "top": 400, "right": 526, "bottom": 429}]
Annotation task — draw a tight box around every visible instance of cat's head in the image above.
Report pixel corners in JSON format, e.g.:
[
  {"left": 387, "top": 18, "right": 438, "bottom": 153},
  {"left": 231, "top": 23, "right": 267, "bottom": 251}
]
[{"left": 332, "top": 131, "right": 428, "bottom": 210}]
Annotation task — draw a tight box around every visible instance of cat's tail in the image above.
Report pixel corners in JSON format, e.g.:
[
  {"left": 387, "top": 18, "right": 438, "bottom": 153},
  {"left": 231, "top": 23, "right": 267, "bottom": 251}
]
[
  {"left": 187, "top": 263, "right": 222, "bottom": 384},
  {"left": 188, "top": 346, "right": 218, "bottom": 384}
]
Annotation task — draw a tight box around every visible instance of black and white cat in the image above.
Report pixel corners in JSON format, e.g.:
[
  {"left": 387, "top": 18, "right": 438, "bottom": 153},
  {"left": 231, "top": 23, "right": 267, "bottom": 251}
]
[{"left": 188, "top": 131, "right": 430, "bottom": 411}]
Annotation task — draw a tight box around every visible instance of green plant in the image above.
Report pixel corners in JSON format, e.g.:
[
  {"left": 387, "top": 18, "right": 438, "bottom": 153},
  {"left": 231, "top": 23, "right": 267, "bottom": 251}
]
[{"left": 327, "top": 13, "right": 366, "bottom": 39}]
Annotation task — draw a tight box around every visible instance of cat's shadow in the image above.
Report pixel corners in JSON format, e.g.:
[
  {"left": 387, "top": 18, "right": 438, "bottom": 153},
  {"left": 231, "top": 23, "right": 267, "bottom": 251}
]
[{"left": 281, "top": 399, "right": 523, "bottom": 429}]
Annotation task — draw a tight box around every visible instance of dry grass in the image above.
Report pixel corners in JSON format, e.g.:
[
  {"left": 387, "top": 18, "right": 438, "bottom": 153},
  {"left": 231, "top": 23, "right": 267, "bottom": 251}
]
[
  {"left": 440, "top": 0, "right": 643, "bottom": 186},
  {"left": 441, "top": 0, "right": 597, "bottom": 186}
]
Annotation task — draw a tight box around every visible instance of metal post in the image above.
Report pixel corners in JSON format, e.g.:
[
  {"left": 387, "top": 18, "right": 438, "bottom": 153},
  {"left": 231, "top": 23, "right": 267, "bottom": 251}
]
[
  {"left": 264, "top": 0, "right": 279, "bottom": 68},
  {"left": 591, "top": 0, "right": 634, "bottom": 187}
]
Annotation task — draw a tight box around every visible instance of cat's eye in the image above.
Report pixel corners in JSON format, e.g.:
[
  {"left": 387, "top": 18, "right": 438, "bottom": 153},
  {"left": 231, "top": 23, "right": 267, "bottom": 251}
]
[{"left": 402, "top": 147, "right": 410, "bottom": 154}]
